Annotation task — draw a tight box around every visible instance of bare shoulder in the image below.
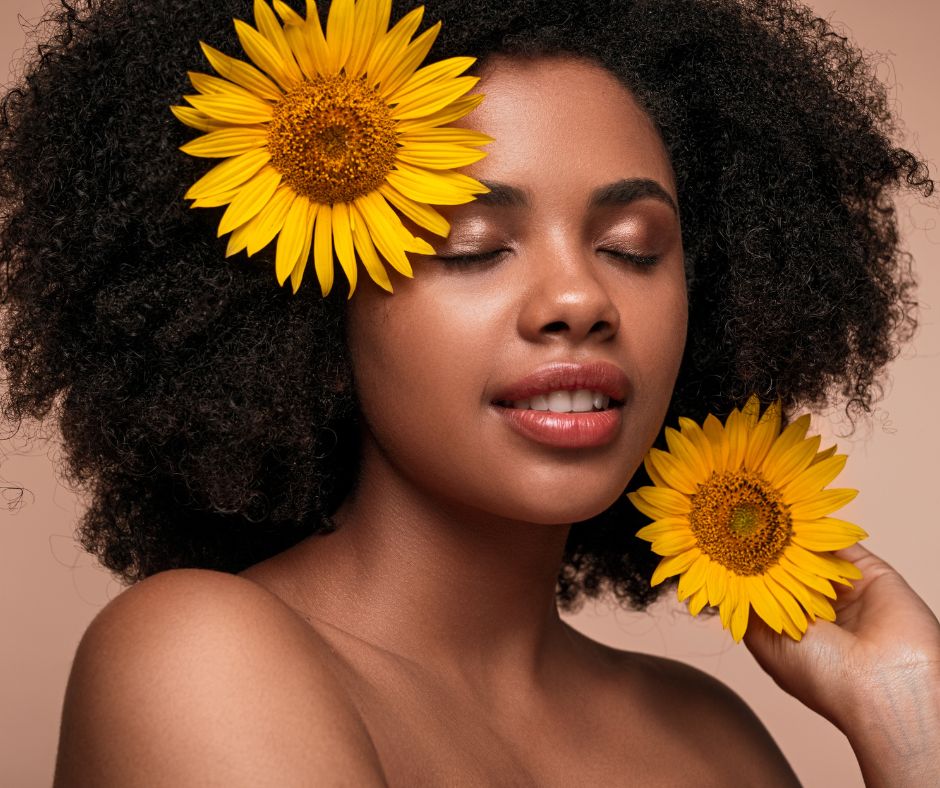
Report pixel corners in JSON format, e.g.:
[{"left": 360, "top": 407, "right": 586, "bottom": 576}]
[
  {"left": 587, "top": 636, "right": 802, "bottom": 787},
  {"left": 54, "top": 568, "right": 387, "bottom": 788}
]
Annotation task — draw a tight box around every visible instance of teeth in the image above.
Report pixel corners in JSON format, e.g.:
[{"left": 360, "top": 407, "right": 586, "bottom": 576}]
[{"left": 509, "top": 389, "right": 611, "bottom": 412}]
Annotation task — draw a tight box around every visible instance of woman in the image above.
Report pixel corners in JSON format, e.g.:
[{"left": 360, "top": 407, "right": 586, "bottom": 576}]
[{"left": 1, "top": 0, "right": 937, "bottom": 784}]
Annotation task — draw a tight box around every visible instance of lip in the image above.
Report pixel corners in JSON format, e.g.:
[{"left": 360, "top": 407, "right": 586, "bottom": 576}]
[
  {"left": 495, "top": 407, "right": 623, "bottom": 449},
  {"left": 491, "top": 360, "right": 630, "bottom": 404},
  {"left": 489, "top": 360, "right": 629, "bottom": 449}
]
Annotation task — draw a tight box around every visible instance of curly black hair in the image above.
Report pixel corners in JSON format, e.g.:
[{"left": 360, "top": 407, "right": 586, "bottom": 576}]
[{"left": 0, "top": 0, "right": 932, "bottom": 611}]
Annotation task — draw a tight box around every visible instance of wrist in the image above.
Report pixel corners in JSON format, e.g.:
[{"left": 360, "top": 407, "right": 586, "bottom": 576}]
[{"left": 837, "top": 665, "right": 940, "bottom": 788}]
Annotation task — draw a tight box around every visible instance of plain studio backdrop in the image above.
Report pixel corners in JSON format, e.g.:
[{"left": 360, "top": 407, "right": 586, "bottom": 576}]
[{"left": 1, "top": 1, "right": 938, "bottom": 785}]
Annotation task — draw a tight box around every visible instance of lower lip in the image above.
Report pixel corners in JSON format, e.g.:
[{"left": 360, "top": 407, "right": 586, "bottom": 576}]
[{"left": 494, "top": 405, "right": 623, "bottom": 449}]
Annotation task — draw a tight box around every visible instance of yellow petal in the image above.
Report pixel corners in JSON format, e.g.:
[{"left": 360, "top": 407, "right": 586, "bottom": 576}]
[
  {"left": 643, "top": 453, "right": 668, "bottom": 488},
  {"left": 810, "top": 444, "right": 839, "bottom": 466},
  {"left": 275, "top": 195, "right": 311, "bottom": 285},
  {"left": 185, "top": 149, "right": 272, "bottom": 200},
  {"left": 397, "top": 127, "right": 493, "bottom": 147},
  {"left": 282, "top": 21, "right": 318, "bottom": 79},
  {"left": 302, "top": 2, "right": 332, "bottom": 76},
  {"left": 664, "top": 427, "right": 710, "bottom": 484},
  {"left": 781, "top": 454, "right": 848, "bottom": 504},
  {"left": 784, "top": 544, "right": 862, "bottom": 585},
  {"left": 226, "top": 218, "right": 255, "bottom": 257},
  {"left": 171, "top": 105, "right": 226, "bottom": 133},
  {"left": 180, "top": 127, "right": 269, "bottom": 158},
  {"left": 791, "top": 518, "right": 868, "bottom": 551},
  {"left": 253, "top": 0, "right": 299, "bottom": 72},
  {"left": 386, "top": 163, "right": 486, "bottom": 205},
  {"left": 647, "top": 447, "right": 699, "bottom": 495},
  {"left": 651, "top": 528, "right": 698, "bottom": 557},
  {"left": 650, "top": 548, "right": 701, "bottom": 587},
  {"left": 234, "top": 18, "right": 302, "bottom": 91},
  {"left": 768, "top": 563, "right": 817, "bottom": 621},
  {"left": 345, "top": 0, "right": 390, "bottom": 79},
  {"left": 789, "top": 487, "right": 858, "bottom": 520},
  {"left": 702, "top": 413, "right": 728, "bottom": 473},
  {"left": 218, "top": 165, "right": 282, "bottom": 236},
  {"left": 395, "top": 142, "right": 488, "bottom": 170},
  {"left": 187, "top": 71, "right": 259, "bottom": 97},
  {"left": 245, "top": 185, "right": 296, "bottom": 255},
  {"left": 677, "top": 417, "right": 714, "bottom": 477},
  {"left": 743, "top": 401, "right": 781, "bottom": 470},
  {"left": 688, "top": 585, "right": 710, "bottom": 616},
  {"left": 199, "top": 42, "right": 283, "bottom": 102},
  {"left": 759, "top": 413, "right": 811, "bottom": 473},
  {"left": 677, "top": 553, "right": 710, "bottom": 600},
  {"left": 378, "top": 181, "right": 450, "bottom": 236},
  {"left": 762, "top": 434, "right": 821, "bottom": 489},
  {"left": 185, "top": 92, "right": 274, "bottom": 125},
  {"left": 741, "top": 395, "right": 761, "bottom": 430},
  {"left": 804, "top": 586, "right": 837, "bottom": 621},
  {"left": 289, "top": 199, "right": 318, "bottom": 294},
  {"left": 325, "top": 0, "right": 355, "bottom": 73},
  {"left": 719, "top": 572, "right": 739, "bottom": 631},
  {"left": 380, "top": 22, "right": 441, "bottom": 98},
  {"left": 391, "top": 76, "right": 480, "bottom": 121},
  {"left": 764, "top": 573, "right": 808, "bottom": 634},
  {"left": 191, "top": 187, "right": 241, "bottom": 209},
  {"left": 273, "top": 0, "right": 305, "bottom": 25},
  {"left": 331, "top": 202, "right": 358, "bottom": 296},
  {"left": 388, "top": 55, "right": 476, "bottom": 106},
  {"left": 729, "top": 577, "right": 750, "bottom": 641},
  {"left": 394, "top": 92, "right": 486, "bottom": 133},
  {"left": 744, "top": 575, "right": 783, "bottom": 634},
  {"left": 724, "top": 407, "right": 748, "bottom": 472},
  {"left": 313, "top": 202, "right": 335, "bottom": 296},
  {"left": 777, "top": 554, "right": 838, "bottom": 598},
  {"left": 349, "top": 201, "right": 393, "bottom": 292},
  {"left": 705, "top": 560, "right": 728, "bottom": 606},
  {"left": 364, "top": 6, "right": 424, "bottom": 88},
  {"left": 627, "top": 487, "right": 692, "bottom": 519},
  {"left": 635, "top": 518, "right": 694, "bottom": 542},
  {"left": 354, "top": 192, "right": 414, "bottom": 277}
]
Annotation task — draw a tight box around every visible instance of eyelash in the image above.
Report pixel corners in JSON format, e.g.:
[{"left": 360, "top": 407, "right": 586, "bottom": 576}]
[{"left": 433, "top": 249, "right": 660, "bottom": 267}]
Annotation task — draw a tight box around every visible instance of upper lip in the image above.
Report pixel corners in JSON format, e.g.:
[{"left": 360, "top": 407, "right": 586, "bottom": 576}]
[{"left": 491, "top": 360, "right": 630, "bottom": 405}]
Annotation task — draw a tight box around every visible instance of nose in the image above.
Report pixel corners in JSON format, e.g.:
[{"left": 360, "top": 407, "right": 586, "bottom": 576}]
[{"left": 516, "top": 245, "right": 621, "bottom": 345}]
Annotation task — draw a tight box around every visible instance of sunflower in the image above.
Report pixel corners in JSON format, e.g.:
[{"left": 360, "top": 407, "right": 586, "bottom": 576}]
[
  {"left": 627, "top": 396, "right": 867, "bottom": 642},
  {"left": 171, "top": 0, "right": 492, "bottom": 296}
]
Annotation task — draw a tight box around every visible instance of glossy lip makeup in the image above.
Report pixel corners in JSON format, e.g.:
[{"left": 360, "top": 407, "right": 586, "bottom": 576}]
[{"left": 490, "top": 361, "right": 629, "bottom": 449}]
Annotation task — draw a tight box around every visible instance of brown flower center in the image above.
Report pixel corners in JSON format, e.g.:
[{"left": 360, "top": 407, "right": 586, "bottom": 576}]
[
  {"left": 267, "top": 75, "right": 397, "bottom": 204},
  {"left": 689, "top": 470, "right": 792, "bottom": 574}
]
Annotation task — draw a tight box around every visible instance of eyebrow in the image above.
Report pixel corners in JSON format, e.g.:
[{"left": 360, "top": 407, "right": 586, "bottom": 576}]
[{"left": 475, "top": 178, "right": 678, "bottom": 214}]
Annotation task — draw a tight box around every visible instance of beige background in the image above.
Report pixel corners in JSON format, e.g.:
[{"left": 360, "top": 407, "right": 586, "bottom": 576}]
[{"left": 2, "top": 0, "right": 938, "bottom": 785}]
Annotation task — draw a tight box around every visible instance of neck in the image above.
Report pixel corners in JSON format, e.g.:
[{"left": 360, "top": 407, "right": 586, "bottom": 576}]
[{"left": 278, "top": 440, "right": 580, "bottom": 697}]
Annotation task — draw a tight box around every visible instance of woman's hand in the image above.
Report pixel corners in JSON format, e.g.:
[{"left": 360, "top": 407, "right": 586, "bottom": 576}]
[{"left": 744, "top": 543, "right": 940, "bottom": 786}]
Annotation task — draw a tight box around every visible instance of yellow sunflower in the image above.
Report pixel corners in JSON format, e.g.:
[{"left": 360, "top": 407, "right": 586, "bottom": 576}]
[
  {"left": 627, "top": 396, "right": 867, "bottom": 642},
  {"left": 171, "top": 0, "right": 492, "bottom": 296}
]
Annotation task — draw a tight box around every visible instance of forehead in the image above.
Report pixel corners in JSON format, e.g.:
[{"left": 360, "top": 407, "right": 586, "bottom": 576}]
[{"left": 459, "top": 55, "right": 676, "bottom": 201}]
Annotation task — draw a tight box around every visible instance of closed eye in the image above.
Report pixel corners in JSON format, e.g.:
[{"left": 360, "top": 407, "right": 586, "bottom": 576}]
[
  {"left": 432, "top": 249, "right": 511, "bottom": 266},
  {"left": 599, "top": 249, "right": 660, "bottom": 267}
]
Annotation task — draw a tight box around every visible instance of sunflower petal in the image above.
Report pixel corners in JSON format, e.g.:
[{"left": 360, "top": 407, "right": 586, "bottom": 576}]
[
  {"left": 313, "top": 202, "right": 335, "bottom": 296},
  {"left": 789, "top": 487, "right": 858, "bottom": 520},
  {"left": 245, "top": 185, "right": 296, "bottom": 255},
  {"left": 677, "top": 553, "right": 710, "bottom": 600},
  {"left": 688, "top": 585, "right": 710, "bottom": 616},
  {"left": 744, "top": 400, "right": 781, "bottom": 470},
  {"left": 331, "top": 202, "right": 359, "bottom": 296},
  {"left": 171, "top": 105, "right": 227, "bottom": 133},
  {"left": 254, "top": 0, "right": 300, "bottom": 75},
  {"left": 791, "top": 519, "right": 868, "bottom": 551},
  {"left": 759, "top": 413, "right": 811, "bottom": 473},
  {"left": 764, "top": 573, "right": 808, "bottom": 634},
  {"left": 355, "top": 192, "right": 414, "bottom": 277},
  {"left": 378, "top": 182, "right": 450, "bottom": 237},
  {"left": 627, "top": 486, "right": 692, "bottom": 519},
  {"left": 781, "top": 454, "right": 848, "bottom": 503},
  {"left": 180, "top": 127, "right": 269, "bottom": 158},
  {"left": 768, "top": 563, "right": 817, "bottom": 621},
  {"left": 678, "top": 417, "right": 715, "bottom": 477},
  {"left": 185, "top": 149, "right": 272, "bottom": 200},
  {"left": 650, "top": 548, "right": 701, "bottom": 587},
  {"left": 380, "top": 21, "right": 441, "bottom": 98},
  {"left": 365, "top": 6, "right": 424, "bottom": 89},
  {"left": 777, "top": 554, "right": 838, "bottom": 598},
  {"left": 744, "top": 575, "right": 784, "bottom": 634},
  {"left": 275, "top": 196, "right": 311, "bottom": 285},
  {"left": 218, "top": 165, "right": 282, "bottom": 236},
  {"left": 702, "top": 413, "right": 728, "bottom": 473},
  {"left": 391, "top": 76, "right": 480, "bottom": 121},
  {"left": 199, "top": 42, "right": 283, "bottom": 102},
  {"left": 289, "top": 200, "right": 318, "bottom": 294},
  {"left": 325, "top": 0, "right": 355, "bottom": 73},
  {"left": 350, "top": 201, "right": 394, "bottom": 292},
  {"left": 651, "top": 529, "right": 699, "bottom": 557},
  {"left": 705, "top": 559, "right": 728, "bottom": 606},
  {"left": 762, "top": 434, "right": 821, "bottom": 489},
  {"left": 647, "top": 447, "right": 699, "bottom": 495},
  {"left": 394, "top": 92, "right": 485, "bottom": 132},
  {"left": 635, "top": 518, "right": 694, "bottom": 542},
  {"left": 729, "top": 578, "right": 750, "bottom": 641},
  {"left": 784, "top": 544, "right": 862, "bottom": 585},
  {"left": 388, "top": 55, "right": 476, "bottom": 105},
  {"left": 234, "top": 18, "right": 302, "bottom": 91},
  {"left": 395, "top": 143, "right": 488, "bottom": 170},
  {"left": 386, "top": 163, "right": 487, "bottom": 205},
  {"left": 664, "top": 427, "right": 710, "bottom": 484},
  {"left": 185, "top": 92, "right": 274, "bottom": 125}
]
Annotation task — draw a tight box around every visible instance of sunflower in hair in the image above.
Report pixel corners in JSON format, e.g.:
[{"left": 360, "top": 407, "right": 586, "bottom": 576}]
[
  {"left": 172, "top": 0, "right": 491, "bottom": 296},
  {"left": 628, "top": 396, "right": 866, "bottom": 642}
]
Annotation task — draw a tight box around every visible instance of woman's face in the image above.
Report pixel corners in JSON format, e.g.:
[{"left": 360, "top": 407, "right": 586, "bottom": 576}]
[{"left": 345, "top": 56, "right": 687, "bottom": 524}]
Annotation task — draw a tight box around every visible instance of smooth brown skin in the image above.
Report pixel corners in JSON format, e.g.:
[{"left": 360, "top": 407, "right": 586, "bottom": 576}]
[{"left": 52, "top": 57, "right": 939, "bottom": 787}]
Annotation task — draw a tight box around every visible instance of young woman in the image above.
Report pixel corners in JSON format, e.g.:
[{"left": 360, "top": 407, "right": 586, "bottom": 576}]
[{"left": 1, "top": 0, "right": 937, "bottom": 784}]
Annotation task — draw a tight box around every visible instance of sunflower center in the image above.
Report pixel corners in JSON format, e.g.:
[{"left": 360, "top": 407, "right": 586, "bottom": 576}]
[
  {"left": 267, "top": 75, "right": 397, "bottom": 204},
  {"left": 688, "top": 470, "right": 792, "bottom": 575}
]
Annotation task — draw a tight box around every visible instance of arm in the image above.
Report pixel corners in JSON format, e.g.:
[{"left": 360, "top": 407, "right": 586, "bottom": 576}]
[
  {"left": 745, "top": 544, "right": 940, "bottom": 788},
  {"left": 53, "top": 569, "right": 388, "bottom": 788}
]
